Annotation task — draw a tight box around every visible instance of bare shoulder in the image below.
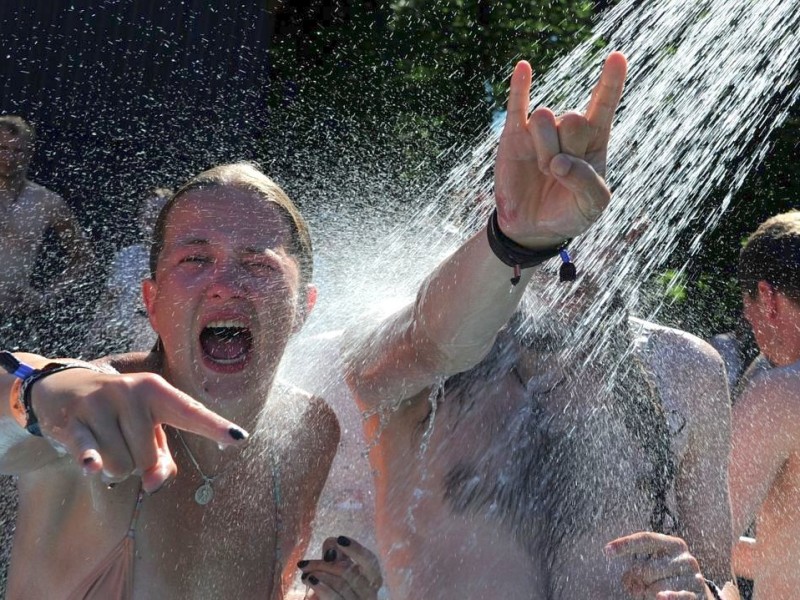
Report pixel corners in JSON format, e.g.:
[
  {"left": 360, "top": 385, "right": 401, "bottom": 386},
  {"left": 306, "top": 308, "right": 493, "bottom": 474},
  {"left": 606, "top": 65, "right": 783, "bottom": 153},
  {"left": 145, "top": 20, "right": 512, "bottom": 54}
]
[
  {"left": 270, "top": 380, "right": 340, "bottom": 454},
  {"left": 631, "top": 317, "right": 725, "bottom": 377},
  {"left": 21, "top": 180, "right": 66, "bottom": 210},
  {"left": 104, "top": 351, "right": 160, "bottom": 374},
  {"left": 736, "top": 361, "right": 800, "bottom": 422},
  {"left": 630, "top": 317, "right": 729, "bottom": 423}
]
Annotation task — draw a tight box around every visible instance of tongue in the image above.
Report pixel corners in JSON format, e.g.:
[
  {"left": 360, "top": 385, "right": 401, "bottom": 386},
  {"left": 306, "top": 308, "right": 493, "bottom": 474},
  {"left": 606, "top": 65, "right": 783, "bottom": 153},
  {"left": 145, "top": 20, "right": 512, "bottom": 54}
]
[{"left": 201, "top": 328, "right": 250, "bottom": 361}]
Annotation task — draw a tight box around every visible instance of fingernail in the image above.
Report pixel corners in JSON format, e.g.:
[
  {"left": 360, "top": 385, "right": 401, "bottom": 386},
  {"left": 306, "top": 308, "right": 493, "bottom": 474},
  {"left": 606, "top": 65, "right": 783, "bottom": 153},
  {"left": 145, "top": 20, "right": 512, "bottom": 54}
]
[
  {"left": 106, "top": 483, "right": 117, "bottom": 490},
  {"left": 539, "top": 162, "right": 550, "bottom": 176},
  {"left": 308, "top": 575, "right": 319, "bottom": 585},
  {"left": 324, "top": 548, "right": 337, "bottom": 562},
  {"left": 300, "top": 572, "right": 309, "bottom": 581},
  {"left": 228, "top": 427, "right": 248, "bottom": 441},
  {"left": 337, "top": 535, "right": 351, "bottom": 547},
  {"left": 83, "top": 456, "right": 96, "bottom": 466},
  {"left": 551, "top": 154, "right": 573, "bottom": 177},
  {"left": 297, "top": 560, "right": 309, "bottom": 569}
]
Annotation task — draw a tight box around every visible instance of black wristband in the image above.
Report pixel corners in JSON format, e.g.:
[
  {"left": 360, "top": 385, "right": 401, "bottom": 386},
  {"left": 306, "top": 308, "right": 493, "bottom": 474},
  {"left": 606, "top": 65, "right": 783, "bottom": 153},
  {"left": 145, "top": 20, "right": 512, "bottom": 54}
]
[
  {"left": 486, "top": 209, "right": 569, "bottom": 285},
  {"left": 20, "top": 363, "right": 99, "bottom": 437}
]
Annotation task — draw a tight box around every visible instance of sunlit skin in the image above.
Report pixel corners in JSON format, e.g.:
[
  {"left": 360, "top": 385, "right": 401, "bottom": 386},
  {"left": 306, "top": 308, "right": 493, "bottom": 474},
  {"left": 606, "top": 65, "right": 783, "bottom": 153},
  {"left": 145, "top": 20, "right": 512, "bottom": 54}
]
[
  {"left": 730, "top": 280, "right": 800, "bottom": 598},
  {"left": 0, "top": 178, "right": 339, "bottom": 599}
]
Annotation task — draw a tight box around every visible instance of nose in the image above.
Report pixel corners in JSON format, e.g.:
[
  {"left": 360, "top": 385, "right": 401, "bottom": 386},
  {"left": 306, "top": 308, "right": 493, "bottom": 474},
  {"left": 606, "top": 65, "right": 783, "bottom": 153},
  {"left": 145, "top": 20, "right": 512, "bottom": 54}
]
[{"left": 205, "top": 260, "right": 248, "bottom": 300}]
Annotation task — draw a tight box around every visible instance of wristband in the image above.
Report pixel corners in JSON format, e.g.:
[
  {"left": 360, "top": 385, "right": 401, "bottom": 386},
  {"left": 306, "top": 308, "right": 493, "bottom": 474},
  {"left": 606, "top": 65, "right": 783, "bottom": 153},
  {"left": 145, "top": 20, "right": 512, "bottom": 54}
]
[
  {"left": 1, "top": 351, "right": 99, "bottom": 437},
  {"left": 486, "top": 209, "right": 574, "bottom": 285}
]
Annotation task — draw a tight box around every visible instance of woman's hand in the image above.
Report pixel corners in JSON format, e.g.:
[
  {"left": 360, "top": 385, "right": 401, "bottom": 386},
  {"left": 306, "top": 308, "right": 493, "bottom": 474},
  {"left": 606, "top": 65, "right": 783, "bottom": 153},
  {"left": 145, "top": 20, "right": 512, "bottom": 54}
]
[{"left": 297, "top": 536, "right": 383, "bottom": 600}]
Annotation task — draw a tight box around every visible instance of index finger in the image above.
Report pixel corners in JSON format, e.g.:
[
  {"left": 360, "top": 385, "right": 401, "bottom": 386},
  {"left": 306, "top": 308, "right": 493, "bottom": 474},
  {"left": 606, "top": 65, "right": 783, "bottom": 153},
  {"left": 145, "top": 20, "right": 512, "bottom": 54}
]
[
  {"left": 605, "top": 532, "right": 688, "bottom": 558},
  {"left": 585, "top": 51, "right": 628, "bottom": 136},
  {"left": 144, "top": 376, "right": 249, "bottom": 446}
]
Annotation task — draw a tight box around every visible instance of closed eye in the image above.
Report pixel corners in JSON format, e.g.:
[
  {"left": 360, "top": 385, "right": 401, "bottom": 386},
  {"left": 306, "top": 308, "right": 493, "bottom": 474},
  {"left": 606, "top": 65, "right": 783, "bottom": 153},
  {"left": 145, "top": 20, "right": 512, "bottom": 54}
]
[{"left": 180, "top": 255, "right": 212, "bottom": 264}]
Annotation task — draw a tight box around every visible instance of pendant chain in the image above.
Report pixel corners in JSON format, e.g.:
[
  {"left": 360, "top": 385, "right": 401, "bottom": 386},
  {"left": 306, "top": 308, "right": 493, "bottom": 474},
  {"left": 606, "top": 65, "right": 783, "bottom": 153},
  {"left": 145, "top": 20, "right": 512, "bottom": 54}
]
[{"left": 175, "top": 430, "right": 234, "bottom": 505}]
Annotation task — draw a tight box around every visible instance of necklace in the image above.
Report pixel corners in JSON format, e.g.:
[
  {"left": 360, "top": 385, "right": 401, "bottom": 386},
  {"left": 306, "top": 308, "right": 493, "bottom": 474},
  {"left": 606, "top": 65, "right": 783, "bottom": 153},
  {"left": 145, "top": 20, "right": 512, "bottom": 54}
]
[{"left": 175, "top": 430, "right": 232, "bottom": 505}]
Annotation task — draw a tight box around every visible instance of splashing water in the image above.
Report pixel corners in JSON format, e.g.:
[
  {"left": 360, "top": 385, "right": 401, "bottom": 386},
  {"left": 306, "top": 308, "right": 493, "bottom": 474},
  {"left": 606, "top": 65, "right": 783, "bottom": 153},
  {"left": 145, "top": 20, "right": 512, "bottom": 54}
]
[
  {"left": 322, "top": 0, "right": 800, "bottom": 367},
  {"left": 284, "top": 2, "right": 800, "bottom": 588}
]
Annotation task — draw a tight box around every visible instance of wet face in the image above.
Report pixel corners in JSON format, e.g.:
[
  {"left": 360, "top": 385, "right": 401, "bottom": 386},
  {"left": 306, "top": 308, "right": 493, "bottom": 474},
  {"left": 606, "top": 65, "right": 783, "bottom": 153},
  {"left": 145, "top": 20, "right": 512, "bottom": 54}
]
[
  {"left": 0, "top": 129, "right": 32, "bottom": 179},
  {"left": 143, "top": 186, "right": 309, "bottom": 403}
]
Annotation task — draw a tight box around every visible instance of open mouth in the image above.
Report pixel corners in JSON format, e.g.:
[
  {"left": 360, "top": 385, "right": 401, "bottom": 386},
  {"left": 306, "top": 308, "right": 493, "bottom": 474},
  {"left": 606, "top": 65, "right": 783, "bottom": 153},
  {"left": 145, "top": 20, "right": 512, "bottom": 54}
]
[{"left": 199, "top": 320, "right": 254, "bottom": 366}]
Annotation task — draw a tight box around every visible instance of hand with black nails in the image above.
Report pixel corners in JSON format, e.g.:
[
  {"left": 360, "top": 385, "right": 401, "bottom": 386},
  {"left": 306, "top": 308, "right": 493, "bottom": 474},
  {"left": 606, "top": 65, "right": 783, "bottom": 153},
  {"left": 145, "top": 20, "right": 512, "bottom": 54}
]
[
  {"left": 6, "top": 352, "right": 249, "bottom": 494},
  {"left": 298, "top": 536, "right": 383, "bottom": 600}
]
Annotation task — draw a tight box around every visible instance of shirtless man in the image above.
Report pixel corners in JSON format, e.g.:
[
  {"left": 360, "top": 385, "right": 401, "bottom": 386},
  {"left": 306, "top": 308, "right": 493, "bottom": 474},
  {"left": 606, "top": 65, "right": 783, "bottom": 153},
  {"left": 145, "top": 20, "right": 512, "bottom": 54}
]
[
  {"left": 0, "top": 163, "right": 339, "bottom": 599},
  {"left": 0, "top": 115, "right": 94, "bottom": 348},
  {"left": 729, "top": 211, "right": 800, "bottom": 598},
  {"left": 342, "top": 53, "right": 735, "bottom": 598}
]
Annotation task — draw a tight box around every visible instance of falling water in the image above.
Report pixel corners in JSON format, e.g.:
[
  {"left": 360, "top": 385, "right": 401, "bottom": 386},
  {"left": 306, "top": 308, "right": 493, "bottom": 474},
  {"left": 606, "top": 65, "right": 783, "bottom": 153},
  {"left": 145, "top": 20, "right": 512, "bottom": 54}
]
[
  {"left": 284, "top": 0, "right": 800, "bottom": 591},
  {"left": 294, "top": 0, "right": 800, "bottom": 355}
]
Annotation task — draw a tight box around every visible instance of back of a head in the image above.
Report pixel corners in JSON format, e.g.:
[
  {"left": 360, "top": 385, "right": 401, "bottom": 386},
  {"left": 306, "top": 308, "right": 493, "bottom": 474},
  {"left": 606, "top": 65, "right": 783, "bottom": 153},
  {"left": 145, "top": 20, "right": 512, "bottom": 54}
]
[{"left": 739, "top": 210, "right": 800, "bottom": 304}]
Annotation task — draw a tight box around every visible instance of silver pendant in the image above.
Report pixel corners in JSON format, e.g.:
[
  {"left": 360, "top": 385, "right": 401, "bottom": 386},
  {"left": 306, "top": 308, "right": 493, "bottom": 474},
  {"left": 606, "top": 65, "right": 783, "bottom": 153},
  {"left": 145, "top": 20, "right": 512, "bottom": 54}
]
[{"left": 195, "top": 482, "right": 214, "bottom": 505}]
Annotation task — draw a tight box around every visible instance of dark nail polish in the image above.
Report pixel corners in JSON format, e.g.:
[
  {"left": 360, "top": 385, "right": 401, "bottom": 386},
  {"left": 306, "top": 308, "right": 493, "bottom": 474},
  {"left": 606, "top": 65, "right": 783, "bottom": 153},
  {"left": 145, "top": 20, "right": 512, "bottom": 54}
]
[
  {"left": 300, "top": 572, "right": 309, "bottom": 581},
  {"left": 297, "top": 560, "right": 309, "bottom": 569},
  {"left": 228, "top": 427, "right": 248, "bottom": 441},
  {"left": 337, "top": 535, "right": 351, "bottom": 547},
  {"left": 308, "top": 575, "right": 319, "bottom": 585},
  {"left": 83, "top": 456, "right": 95, "bottom": 465},
  {"left": 324, "top": 548, "right": 337, "bottom": 562}
]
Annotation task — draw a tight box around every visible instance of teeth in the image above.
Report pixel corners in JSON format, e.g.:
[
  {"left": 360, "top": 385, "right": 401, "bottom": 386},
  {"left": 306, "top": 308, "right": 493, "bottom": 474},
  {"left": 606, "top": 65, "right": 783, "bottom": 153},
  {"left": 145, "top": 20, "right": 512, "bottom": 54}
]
[
  {"left": 206, "top": 320, "right": 246, "bottom": 329},
  {"left": 210, "top": 355, "right": 247, "bottom": 365}
]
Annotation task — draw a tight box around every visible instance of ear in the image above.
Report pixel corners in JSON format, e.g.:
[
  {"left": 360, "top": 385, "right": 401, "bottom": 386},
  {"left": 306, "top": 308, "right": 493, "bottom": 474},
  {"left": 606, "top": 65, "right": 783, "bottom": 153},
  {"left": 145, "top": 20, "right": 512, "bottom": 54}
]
[
  {"left": 756, "top": 280, "right": 779, "bottom": 319},
  {"left": 142, "top": 278, "right": 160, "bottom": 334},
  {"left": 293, "top": 283, "right": 318, "bottom": 333}
]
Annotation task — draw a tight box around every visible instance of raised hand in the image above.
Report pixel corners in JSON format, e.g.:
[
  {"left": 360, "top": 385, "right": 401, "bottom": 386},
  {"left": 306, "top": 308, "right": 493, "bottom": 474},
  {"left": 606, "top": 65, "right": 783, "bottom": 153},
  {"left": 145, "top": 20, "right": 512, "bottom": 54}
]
[
  {"left": 493, "top": 51, "right": 627, "bottom": 247},
  {"left": 298, "top": 536, "right": 383, "bottom": 600},
  {"left": 28, "top": 362, "right": 249, "bottom": 493}
]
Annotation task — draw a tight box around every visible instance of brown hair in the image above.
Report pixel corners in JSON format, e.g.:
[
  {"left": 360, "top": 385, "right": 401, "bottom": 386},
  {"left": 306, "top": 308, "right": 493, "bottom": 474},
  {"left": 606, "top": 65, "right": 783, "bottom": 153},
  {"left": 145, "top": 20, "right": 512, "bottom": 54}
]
[
  {"left": 739, "top": 211, "right": 800, "bottom": 304},
  {"left": 149, "top": 163, "right": 313, "bottom": 287}
]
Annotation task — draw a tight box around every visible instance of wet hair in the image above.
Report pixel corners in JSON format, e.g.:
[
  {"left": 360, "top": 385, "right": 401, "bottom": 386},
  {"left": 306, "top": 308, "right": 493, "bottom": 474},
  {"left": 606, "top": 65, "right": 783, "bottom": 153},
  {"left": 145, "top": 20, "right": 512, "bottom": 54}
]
[
  {"left": 148, "top": 162, "right": 313, "bottom": 288},
  {"left": 0, "top": 115, "right": 35, "bottom": 149},
  {"left": 739, "top": 211, "right": 800, "bottom": 304}
]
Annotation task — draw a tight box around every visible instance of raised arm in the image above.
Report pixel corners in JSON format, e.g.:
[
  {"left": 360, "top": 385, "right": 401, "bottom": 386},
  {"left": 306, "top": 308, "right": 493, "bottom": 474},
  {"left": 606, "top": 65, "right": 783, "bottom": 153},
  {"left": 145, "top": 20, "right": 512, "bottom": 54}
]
[{"left": 345, "top": 52, "right": 628, "bottom": 411}]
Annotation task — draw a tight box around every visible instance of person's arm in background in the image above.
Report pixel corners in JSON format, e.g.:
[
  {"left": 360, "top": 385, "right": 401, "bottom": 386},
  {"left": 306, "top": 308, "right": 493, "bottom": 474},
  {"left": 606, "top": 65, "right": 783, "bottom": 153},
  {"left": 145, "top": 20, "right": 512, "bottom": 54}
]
[
  {"left": 46, "top": 192, "right": 95, "bottom": 294},
  {"left": 673, "top": 340, "right": 734, "bottom": 584}
]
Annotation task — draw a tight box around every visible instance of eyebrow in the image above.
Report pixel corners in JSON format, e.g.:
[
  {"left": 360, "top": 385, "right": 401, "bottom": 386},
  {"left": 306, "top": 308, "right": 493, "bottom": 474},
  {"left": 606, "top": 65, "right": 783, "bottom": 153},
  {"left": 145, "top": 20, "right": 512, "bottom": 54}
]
[{"left": 174, "top": 239, "right": 277, "bottom": 255}]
